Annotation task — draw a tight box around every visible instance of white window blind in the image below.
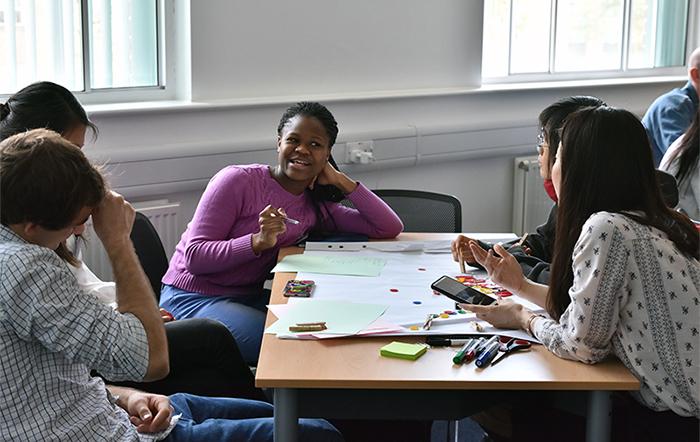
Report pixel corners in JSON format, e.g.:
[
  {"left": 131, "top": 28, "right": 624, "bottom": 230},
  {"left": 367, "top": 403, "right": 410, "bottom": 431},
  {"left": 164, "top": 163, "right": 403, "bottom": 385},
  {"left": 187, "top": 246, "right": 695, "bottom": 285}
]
[
  {"left": 0, "top": 0, "right": 160, "bottom": 96},
  {"left": 483, "top": 0, "right": 693, "bottom": 83}
]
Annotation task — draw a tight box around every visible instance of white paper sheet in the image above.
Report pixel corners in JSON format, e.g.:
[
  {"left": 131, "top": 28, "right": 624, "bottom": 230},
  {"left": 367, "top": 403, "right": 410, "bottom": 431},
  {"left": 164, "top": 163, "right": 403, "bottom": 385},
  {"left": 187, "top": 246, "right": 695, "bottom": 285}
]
[{"left": 284, "top": 244, "right": 544, "bottom": 343}]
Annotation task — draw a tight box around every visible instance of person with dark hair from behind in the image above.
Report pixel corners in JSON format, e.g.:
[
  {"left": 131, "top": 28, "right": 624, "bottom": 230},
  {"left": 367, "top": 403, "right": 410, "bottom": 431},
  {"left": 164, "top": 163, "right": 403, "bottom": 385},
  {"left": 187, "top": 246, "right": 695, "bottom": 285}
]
[
  {"left": 660, "top": 107, "right": 699, "bottom": 221},
  {"left": 643, "top": 46, "right": 700, "bottom": 166},
  {"left": 0, "top": 129, "right": 343, "bottom": 441},
  {"left": 463, "top": 106, "right": 699, "bottom": 441},
  {"left": 451, "top": 96, "right": 606, "bottom": 284},
  {"left": 0, "top": 81, "right": 264, "bottom": 401},
  {"left": 160, "top": 101, "right": 403, "bottom": 365}
]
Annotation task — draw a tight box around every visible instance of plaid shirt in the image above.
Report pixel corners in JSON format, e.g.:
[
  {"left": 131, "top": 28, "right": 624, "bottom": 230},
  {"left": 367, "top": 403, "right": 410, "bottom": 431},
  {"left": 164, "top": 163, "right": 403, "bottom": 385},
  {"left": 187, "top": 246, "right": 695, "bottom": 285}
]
[{"left": 0, "top": 225, "right": 150, "bottom": 440}]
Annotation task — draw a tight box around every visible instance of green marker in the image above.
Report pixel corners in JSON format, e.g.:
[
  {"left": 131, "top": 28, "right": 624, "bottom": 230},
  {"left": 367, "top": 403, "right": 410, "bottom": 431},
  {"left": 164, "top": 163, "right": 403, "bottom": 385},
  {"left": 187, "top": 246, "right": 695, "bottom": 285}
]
[{"left": 453, "top": 338, "right": 480, "bottom": 364}]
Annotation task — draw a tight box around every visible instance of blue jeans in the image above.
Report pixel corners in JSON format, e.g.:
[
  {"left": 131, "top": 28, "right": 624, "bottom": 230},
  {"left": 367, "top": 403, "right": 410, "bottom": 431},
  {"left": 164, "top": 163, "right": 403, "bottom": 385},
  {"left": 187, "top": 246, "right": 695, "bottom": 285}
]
[
  {"left": 160, "top": 285, "right": 269, "bottom": 365},
  {"left": 166, "top": 393, "right": 343, "bottom": 442}
]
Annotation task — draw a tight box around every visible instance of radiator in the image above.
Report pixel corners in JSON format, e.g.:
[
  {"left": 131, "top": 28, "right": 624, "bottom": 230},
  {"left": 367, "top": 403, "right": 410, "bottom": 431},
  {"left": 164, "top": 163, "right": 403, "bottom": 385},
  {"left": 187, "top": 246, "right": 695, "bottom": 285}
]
[
  {"left": 81, "top": 201, "right": 181, "bottom": 281},
  {"left": 512, "top": 156, "right": 553, "bottom": 236}
]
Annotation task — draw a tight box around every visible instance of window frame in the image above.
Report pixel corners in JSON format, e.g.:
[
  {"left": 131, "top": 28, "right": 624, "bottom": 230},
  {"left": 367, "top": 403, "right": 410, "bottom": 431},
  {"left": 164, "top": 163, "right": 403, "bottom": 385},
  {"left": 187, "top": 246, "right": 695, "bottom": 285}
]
[
  {"left": 482, "top": 0, "right": 700, "bottom": 85},
  {"left": 75, "top": 0, "right": 177, "bottom": 104},
  {"left": 0, "top": 0, "right": 177, "bottom": 104}
]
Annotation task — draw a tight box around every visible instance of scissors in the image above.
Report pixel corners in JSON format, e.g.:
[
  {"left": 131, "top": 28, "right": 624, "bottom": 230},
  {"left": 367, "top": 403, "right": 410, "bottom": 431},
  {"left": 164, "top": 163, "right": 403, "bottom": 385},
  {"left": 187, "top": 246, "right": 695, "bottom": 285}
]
[{"left": 490, "top": 337, "right": 532, "bottom": 365}]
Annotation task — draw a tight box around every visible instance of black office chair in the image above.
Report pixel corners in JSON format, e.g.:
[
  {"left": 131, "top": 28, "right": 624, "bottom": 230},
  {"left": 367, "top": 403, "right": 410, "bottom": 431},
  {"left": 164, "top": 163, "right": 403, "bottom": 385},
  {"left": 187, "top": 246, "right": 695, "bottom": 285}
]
[
  {"left": 372, "top": 189, "right": 462, "bottom": 233},
  {"left": 129, "top": 212, "right": 169, "bottom": 302},
  {"left": 656, "top": 169, "right": 679, "bottom": 208}
]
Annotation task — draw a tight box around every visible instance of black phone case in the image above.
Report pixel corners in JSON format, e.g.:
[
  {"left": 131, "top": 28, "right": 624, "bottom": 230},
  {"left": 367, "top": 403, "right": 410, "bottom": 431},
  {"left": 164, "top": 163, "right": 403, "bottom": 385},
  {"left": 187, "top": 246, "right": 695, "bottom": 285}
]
[{"left": 430, "top": 276, "right": 497, "bottom": 305}]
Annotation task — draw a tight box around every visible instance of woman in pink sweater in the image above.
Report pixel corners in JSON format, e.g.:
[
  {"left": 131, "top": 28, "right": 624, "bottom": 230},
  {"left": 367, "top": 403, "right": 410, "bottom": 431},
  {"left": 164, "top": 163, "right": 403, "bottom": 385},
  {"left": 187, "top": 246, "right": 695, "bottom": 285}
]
[{"left": 161, "top": 102, "right": 403, "bottom": 364}]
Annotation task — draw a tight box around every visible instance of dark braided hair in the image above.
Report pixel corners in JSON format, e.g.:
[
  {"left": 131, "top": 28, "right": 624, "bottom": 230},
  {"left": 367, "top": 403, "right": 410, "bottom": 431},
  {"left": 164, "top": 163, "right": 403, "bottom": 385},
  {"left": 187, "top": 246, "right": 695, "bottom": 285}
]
[
  {"left": 277, "top": 102, "right": 338, "bottom": 147},
  {"left": 277, "top": 102, "right": 343, "bottom": 235}
]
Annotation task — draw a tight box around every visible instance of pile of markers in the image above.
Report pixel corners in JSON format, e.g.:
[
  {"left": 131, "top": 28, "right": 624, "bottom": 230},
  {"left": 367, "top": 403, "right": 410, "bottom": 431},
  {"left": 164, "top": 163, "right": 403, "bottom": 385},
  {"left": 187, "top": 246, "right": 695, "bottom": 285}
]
[{"left": 428, "top": 336, "right": 501, "bottom": 368}]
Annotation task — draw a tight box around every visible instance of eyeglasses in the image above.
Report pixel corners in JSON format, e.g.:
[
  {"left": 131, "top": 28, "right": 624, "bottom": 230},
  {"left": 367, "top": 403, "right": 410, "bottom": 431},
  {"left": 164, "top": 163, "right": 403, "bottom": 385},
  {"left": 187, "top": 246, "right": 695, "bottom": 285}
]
[{"left": 536, "top": 132, "right": 548, "bottom": 155}]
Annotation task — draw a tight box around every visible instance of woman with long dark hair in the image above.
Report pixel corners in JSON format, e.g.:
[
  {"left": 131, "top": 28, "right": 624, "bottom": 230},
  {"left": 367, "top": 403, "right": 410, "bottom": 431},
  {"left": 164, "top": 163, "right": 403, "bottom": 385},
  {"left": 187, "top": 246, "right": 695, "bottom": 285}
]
[
  {"left": 660, "top": 107, "right": 699, "bottom": 220},
  {"left": 464, "top": 106, "right": 699, "bottom": 440},
  {"left": 451, "top": 96, "right": 605, "bottom": 284}
]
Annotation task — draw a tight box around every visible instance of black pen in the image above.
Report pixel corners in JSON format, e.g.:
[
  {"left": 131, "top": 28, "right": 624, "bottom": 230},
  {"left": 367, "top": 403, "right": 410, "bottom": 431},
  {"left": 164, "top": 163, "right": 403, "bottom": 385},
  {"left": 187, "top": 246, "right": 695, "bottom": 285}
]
[{"left": 426, "top": 337, "right": 472, "bottom": 347}]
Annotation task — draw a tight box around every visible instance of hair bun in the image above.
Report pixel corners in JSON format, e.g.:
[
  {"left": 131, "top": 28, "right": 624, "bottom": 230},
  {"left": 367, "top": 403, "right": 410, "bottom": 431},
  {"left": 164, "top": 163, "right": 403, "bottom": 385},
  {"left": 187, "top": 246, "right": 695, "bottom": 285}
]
[{"left": 0, "top": 102, "right": 9, "bottom": 120}]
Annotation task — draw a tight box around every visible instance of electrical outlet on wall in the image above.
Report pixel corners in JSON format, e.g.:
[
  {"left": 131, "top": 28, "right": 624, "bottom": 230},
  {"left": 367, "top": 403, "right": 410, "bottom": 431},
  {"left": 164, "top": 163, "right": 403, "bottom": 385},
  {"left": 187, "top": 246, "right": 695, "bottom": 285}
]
[{"left": 345, "top": 140, "right": 375, "bottom": 164}]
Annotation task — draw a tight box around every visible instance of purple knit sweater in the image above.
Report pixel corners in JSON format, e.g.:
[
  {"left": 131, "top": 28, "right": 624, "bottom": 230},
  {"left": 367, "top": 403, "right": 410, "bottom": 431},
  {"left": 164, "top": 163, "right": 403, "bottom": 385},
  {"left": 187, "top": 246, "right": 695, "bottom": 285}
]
[{"left": 162, "top": 164, "right": 403, "bottom": 297}]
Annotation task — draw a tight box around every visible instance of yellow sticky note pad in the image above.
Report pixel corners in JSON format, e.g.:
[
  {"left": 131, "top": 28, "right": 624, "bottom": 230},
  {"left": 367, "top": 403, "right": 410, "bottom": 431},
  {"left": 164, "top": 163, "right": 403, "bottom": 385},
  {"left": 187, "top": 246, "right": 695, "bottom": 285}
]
[{"left": 380, "top": 341, "right": 428, "bottom": 361}]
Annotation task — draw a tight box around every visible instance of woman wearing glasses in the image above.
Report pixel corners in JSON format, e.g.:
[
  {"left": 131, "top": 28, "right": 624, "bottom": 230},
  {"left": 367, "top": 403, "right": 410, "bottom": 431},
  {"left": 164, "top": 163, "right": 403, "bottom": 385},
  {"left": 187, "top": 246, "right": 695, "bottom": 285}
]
[
  {"left": 451, "top": 96, "right": 605, "bottom": 284},
  {"left": 464, "top": 106, "right": 699, "bottom": 441}
]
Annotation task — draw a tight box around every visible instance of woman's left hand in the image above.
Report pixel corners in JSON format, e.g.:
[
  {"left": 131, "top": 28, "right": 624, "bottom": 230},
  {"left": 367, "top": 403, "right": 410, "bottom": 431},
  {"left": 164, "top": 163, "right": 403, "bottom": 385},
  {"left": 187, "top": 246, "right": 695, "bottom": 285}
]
[
  {"left": 311, "top": 162, "right": 357, "bottom": 194},
  {"left": 460, "top": 299, "right": 530, "bottom": 330}
]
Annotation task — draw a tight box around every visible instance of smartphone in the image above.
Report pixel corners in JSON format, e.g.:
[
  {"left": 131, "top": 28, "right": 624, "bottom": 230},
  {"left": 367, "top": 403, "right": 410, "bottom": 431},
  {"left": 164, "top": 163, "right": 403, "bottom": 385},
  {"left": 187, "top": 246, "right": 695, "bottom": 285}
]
[
  {"left": 283, "top": 280, "right": 315, "bottom": 297},
  {"left": 430, "top": 275, "right": 497, "bottom": 305}
]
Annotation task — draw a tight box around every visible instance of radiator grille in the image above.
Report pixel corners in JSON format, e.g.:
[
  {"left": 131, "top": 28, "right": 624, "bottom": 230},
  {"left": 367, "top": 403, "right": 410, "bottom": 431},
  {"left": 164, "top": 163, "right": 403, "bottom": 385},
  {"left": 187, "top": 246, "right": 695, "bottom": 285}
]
[
  {"left": 512, "top": 156, "right": 553, "bottom": 236},
  {"left": 81, "top": 201, "right": 181, "bottom": 281}
]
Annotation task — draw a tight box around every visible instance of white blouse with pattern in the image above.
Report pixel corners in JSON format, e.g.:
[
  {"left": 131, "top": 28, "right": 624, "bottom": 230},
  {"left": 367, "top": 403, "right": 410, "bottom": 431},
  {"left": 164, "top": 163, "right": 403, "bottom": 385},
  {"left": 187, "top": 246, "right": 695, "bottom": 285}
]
[{"left": 533, "top": 212, "right": 700, "bottom": 417}]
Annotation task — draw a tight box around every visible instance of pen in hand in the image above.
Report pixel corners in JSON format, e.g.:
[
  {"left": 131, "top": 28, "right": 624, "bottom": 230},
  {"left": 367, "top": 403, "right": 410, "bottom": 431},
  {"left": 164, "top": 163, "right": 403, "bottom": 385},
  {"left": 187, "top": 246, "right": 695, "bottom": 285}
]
[
  {"left": 458, "top": 248, "right": 466, "bottom": 274},
  {"left": 271, "top": 210, "right": 300, "bottom": 225}
]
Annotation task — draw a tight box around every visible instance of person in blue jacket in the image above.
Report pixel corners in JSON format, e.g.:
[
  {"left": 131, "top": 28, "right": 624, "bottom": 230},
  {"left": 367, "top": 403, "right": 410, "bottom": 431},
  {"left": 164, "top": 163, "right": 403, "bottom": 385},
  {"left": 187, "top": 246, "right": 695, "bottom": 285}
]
[{"left": 642, "top": 46, "right": 700, "bottom": 166}]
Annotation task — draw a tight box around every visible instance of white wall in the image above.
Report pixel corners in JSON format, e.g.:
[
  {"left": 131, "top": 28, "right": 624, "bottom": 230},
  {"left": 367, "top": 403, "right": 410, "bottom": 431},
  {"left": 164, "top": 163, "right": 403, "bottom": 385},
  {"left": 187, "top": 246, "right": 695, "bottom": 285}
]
[
  {"left": 83, "top": 0, "right": 696, "bottom": 237},
  {"left": 189, "top": 0, "right": 483, "bottom": 101}
]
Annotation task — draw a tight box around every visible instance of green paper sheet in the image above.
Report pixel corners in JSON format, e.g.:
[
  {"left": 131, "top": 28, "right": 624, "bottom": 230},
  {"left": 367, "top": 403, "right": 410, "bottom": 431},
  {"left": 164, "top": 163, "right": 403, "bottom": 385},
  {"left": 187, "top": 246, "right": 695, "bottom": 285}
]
[
  {"left": 271, "top": 254, "right": 387, "bottom": 277},
  {"left": 380, "top": 341, "right": 428, "bottom": 360},
  {"left": 265, "top": 300, "right": 388, "bottom": 335}
]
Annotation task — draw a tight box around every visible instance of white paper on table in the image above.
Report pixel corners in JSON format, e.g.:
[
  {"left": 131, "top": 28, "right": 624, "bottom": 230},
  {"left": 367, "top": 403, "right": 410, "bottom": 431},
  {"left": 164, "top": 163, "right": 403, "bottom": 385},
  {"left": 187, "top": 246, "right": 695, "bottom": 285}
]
[
  {"left": 292, "top": 249, "right": 544, "bottom": 325},
  {"left": 265, "top": 299, "right": 388, "bottom": 335},
  {"left": 304, "top": 241, "right": 440, "bottom": 253},
  {"left": 276, "top": 317, "right": 404, "bottom": 340},
  {"left": 284, "top": 246, "right": 543, "bottom": 343},
  {"left": 268, "top": 303, "right": 292, "bottom": 319},
  {"left": 303, "top": 235, "right": 518, "bottom": 254}
]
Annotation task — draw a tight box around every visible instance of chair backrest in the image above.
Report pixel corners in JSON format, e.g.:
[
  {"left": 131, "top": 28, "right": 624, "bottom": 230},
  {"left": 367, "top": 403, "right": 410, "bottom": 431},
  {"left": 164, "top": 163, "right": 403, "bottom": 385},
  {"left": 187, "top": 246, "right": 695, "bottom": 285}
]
[
  {"left": 129, "top": 212, "right": 169, "bottom": 301},
  {"left": 655, "top": 169, "right": 679, "bottom": 209},
  {"left": 372, "top": 189, "right": 462, "bottom": 233}
]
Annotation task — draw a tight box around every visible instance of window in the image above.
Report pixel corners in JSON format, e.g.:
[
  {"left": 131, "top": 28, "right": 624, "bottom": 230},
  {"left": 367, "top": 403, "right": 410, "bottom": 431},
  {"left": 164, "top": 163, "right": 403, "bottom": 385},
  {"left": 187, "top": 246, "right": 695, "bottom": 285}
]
[
  {"left": 482, "top": 0, "right": 693, "bottom": 82},
  {"left": 0, "top": 0, "right": 163, "bottom": 98}
]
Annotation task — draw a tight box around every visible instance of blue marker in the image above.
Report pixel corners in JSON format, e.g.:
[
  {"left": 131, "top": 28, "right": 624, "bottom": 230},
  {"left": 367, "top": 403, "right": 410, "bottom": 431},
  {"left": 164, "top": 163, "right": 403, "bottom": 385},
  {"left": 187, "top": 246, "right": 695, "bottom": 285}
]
[{"left": 475, "top": 340, "right": 501, "bottom": 368}]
